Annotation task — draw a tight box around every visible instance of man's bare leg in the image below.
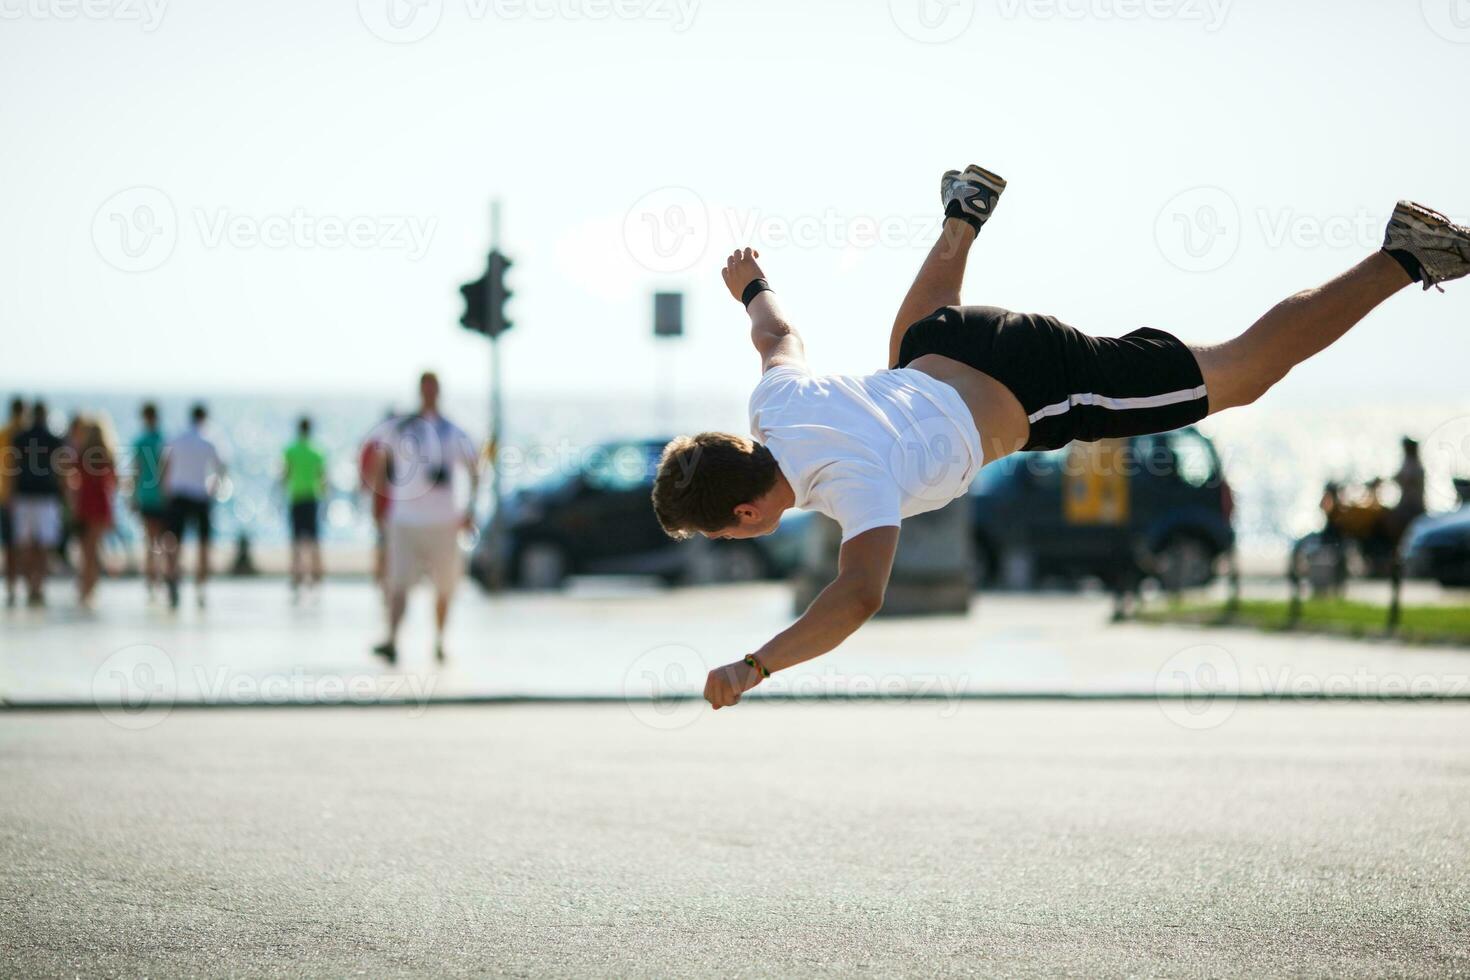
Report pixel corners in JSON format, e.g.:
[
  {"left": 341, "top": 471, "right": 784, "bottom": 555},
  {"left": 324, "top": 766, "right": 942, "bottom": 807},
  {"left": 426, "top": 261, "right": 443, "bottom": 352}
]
[
  {"left": 289, "top": 541, "right": 303, "bottom": 595},
  {"left": 888, "top": 219, "right": 977, "bottom": 368},
  {"left": 433, "top": 591, "right": 451, "bottom": 661},
  {"left": 1192, "top": 252, "right": 1414, "bottom": 414},
  {"left": 22, "top": 542, "right": 43, "bottom": 603},
  {"left": 3, "top": 538, "right": 16, "bottom": 606},
  {"left": 378, "top": 589, "right": 407, "bottom": 658},
  {"left": 196, "top": 539, "right": 210, "bottom": 607}
]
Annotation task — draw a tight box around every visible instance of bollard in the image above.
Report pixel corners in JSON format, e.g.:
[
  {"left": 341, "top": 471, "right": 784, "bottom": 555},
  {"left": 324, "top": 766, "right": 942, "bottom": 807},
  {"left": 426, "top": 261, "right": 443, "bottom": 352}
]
[{"left": 1286, "top": 545, "right": 1303, "bottom": 628}]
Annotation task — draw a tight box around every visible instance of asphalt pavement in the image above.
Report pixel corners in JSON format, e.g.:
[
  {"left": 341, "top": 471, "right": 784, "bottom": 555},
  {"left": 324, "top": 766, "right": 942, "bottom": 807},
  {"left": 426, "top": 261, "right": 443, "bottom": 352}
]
[{"left": 2, "top": 702, "right": 1467, "bottom": 978}]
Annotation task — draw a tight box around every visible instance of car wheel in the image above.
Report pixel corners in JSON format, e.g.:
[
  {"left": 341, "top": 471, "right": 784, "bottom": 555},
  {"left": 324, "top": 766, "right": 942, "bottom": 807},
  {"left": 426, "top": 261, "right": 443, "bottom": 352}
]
[
  {"left": 1154, "top": 535, "right": 1215, "bottom": 591},
  {"left": 517, "top": 541, "right": 568, "bottom": 590}
]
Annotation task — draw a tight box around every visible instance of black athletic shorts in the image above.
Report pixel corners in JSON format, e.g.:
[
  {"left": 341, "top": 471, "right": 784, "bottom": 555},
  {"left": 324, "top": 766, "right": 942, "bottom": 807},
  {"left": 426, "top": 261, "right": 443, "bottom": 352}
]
[
  {"left": 897, "top": 305, "right": 1209, "bottom": 452},
  {"left": 0, "top": 504, "right": 11, "bottom": 547},
  {"left": 168, "top": 495, "right": 212, "bottom": 544},
  {"left": 289, "top": 500, "right": 320, "bottom": 542}
]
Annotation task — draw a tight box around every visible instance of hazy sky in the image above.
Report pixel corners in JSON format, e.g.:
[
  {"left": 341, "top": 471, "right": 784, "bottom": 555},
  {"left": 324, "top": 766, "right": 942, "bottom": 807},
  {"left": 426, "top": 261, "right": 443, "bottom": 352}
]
[{"left": 3, "top": 0, "right": 1468, "bottom": 411}]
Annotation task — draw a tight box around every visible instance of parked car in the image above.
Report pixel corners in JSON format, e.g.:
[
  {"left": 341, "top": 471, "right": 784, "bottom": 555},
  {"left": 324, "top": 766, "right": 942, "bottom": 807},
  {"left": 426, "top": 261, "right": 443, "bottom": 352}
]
[
  {"left": 1401, "top": 505, "right": 1470, "bottom": 587},
  {"left": 969, "top": 427, "right": 1235, "bottom": 590},
  {"left": 470, "top": 438, "right": 809, "bottom": 589}
]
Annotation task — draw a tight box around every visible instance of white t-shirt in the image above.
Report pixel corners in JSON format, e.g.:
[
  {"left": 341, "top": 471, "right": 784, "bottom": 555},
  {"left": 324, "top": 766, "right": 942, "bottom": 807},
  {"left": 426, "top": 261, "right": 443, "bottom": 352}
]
[
  {"left": 749, "top": 365, "right": 983, "bottom": 542},
  {"left": 369, "top": 413, "right": 479, "bottom": 527},
  {"left": 164, "top": 426, "right": 224, "bottom": 500}
]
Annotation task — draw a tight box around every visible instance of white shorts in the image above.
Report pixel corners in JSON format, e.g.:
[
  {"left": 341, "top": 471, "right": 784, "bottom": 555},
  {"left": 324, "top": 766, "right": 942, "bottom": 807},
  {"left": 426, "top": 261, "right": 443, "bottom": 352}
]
[
  {"left": 386, "top": 522, "right": 462, "bottom": 595},
  {"left": 12, "top": 497, "right": 62, "bottom": 548}
]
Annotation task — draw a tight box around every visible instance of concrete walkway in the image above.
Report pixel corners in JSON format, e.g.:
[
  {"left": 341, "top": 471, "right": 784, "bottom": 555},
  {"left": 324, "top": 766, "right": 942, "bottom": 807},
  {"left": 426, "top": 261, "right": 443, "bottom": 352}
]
[{"left": 2, "top": 581, "right": 1468, "bottom": 711}]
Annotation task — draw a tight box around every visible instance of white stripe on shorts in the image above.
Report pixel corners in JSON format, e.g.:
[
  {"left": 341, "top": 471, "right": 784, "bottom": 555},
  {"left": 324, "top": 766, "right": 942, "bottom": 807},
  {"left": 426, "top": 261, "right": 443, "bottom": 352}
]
[{"left": 1026, "top": 385, "right": 1208, "bottom": 425}]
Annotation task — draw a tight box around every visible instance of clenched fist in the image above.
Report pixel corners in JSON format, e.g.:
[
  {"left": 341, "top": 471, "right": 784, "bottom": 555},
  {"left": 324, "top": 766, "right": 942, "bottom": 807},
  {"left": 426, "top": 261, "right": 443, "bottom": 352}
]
[{"left": 703, "top": 658, "right": 763, "bottom": 709}]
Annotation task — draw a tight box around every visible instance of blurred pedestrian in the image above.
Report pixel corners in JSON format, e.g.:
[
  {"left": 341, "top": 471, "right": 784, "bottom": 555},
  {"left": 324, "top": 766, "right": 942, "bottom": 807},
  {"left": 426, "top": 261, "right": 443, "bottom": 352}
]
[
  {"left": 57, "top": 412, "right": 86, "bottom": 569},
  {"left": 359, "top": 409, "right": 395, "bottom": 591},
  {"left": 1392, "top": 437, "right": 1425, "bottom": 530},
  {"left": 283, "top": 416, "right": 327, "bottom": 600},
  {"left": 163, "top": 403, "right": 225, "bottom": 610},
  {"left": 72, "top": 418, "right": 117, "bottom": 607},
  {"left": 129, "top": 402, "right": 169, "bottom": 600},
  {"left": 0, "top": 396, "right": 26, "bottom": 607},
  {"left": 369, "top": 373, "right": 479, "bottom": 664},
  {"left": 11, "top": 402, "right": 71, "bottom": 607}
]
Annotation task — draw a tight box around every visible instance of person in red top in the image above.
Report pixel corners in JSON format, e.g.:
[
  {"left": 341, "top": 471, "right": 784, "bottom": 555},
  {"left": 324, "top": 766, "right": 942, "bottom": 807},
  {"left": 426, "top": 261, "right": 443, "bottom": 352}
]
[
  {"left": 359, "top": 410, "right": 395, "bottom": 590},
  {"left": 72, "top": 418, "right": 117, "bottom": 607}
]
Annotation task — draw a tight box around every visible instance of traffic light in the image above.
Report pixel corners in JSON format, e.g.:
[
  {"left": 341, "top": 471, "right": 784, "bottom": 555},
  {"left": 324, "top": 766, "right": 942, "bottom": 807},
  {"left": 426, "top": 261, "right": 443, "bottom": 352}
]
[
  {"left": 459, "top": 275, "right": 488, "bottom": 333},
  {"left": 486, "top": 250, "right": 512, "bottom": 337},
  {"left": 459, "top": 249, "right": 513, "bottom": 338}
]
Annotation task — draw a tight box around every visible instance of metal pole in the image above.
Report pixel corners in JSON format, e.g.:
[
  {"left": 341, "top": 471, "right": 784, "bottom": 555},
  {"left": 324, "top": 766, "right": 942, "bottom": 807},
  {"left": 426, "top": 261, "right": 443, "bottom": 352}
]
[
  {"left": 1387, "top": 555, "right": 1403, "bottom": 635},
  {"left": 1286, "top": 546, "right": 1302, "bottom": 628},
  {"left": 656, "top": 339, "right": 673, "bottom": 427},
  {"left": 487, "top": 200, "right": 506, "bottom": 589},
  {"left": 1225, "top": 547, "right": 1241, "bottom": 618}
]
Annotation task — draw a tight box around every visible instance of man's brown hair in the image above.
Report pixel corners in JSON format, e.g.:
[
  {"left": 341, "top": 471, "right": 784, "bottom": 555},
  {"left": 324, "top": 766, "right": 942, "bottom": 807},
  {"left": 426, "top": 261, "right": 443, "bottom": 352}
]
[{"left": 652, "top": 432, "right": 778, "bottom": 539}]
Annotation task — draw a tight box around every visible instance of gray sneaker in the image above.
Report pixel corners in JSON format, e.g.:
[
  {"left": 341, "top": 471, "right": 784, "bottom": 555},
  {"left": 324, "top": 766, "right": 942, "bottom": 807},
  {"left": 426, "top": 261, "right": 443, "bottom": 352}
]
[
  {"left": 1383, "top": 200, "right": 1470, "bottom": 292},
  {"left": 941, "top": 164, "right": 1007, "bottom": 231}
]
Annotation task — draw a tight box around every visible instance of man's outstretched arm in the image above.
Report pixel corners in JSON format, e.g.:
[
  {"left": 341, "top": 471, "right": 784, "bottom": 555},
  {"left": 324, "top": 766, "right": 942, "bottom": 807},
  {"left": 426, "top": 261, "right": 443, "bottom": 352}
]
[
  {"left": 722, "top": 247, "right": 805, "bottom": 372},
  {"left": 703, "top": 526, "right": 899, "bottom": 709}
]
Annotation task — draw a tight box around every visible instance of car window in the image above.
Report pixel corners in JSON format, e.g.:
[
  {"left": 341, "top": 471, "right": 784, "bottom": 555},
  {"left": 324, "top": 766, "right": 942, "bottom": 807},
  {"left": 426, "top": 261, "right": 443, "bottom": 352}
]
[
  {"left": 972, "top": 458, "right": 1019, "bottom": 495},
  {"left": 972, "top": 451, "right": 1064, "bottom": 495},
  {"left": 1166, "top": 430, "right": 1217, "bottom": 488},
  {"left": 584, "top": 443, "right": 657, "bottom": 491}
]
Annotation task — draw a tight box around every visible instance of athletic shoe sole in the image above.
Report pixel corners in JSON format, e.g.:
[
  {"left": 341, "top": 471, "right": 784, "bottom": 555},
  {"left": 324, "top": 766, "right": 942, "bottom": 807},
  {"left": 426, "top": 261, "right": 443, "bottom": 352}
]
[
  {"left": 1385, "top": 200, "right": 1470, "bottom": 291},
  {"left": 940, "top": 165, "right": 1008, "bottom": 202},
  {"left": 941, "top": 164, "right": 1008, "bottom": 228}
]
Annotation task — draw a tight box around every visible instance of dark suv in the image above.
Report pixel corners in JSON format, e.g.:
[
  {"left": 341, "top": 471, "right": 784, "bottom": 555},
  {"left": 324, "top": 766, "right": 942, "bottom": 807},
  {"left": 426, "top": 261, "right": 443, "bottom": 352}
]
[
  {"left": 1401, "top": 487, "right": 1470, "bottom": 587},
  {"left": 470, "top": 439, "right": 808, "bottom": 589},
  {"left": 969, "top": 427, "right": 1235, "bottom": 589}
]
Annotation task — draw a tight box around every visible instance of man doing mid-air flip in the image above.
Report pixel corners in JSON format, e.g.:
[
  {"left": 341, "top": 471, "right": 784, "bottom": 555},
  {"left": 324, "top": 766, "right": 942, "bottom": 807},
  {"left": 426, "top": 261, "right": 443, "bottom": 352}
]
[{"left": 651, "top": 165, "right": 1470, "bottom": 709}]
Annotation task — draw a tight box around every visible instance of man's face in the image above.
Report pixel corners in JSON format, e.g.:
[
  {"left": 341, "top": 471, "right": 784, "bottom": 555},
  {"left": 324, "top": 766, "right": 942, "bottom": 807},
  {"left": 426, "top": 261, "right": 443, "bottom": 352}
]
[
  {"left": 420, "top": 374, "right": 440, "bottom": 410},
  {"left": 701, "top": 505, "right": 782, "bottom": 540}
]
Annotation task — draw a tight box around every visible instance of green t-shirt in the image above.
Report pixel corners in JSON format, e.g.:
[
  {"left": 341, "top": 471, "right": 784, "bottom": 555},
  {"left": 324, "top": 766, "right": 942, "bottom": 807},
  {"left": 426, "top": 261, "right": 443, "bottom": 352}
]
[
  {"left": 131, "top": 429, "right": 166, "bottom": 510},
  {"left": 284, "top": 438, "right": 327, "bottom": 503}
]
